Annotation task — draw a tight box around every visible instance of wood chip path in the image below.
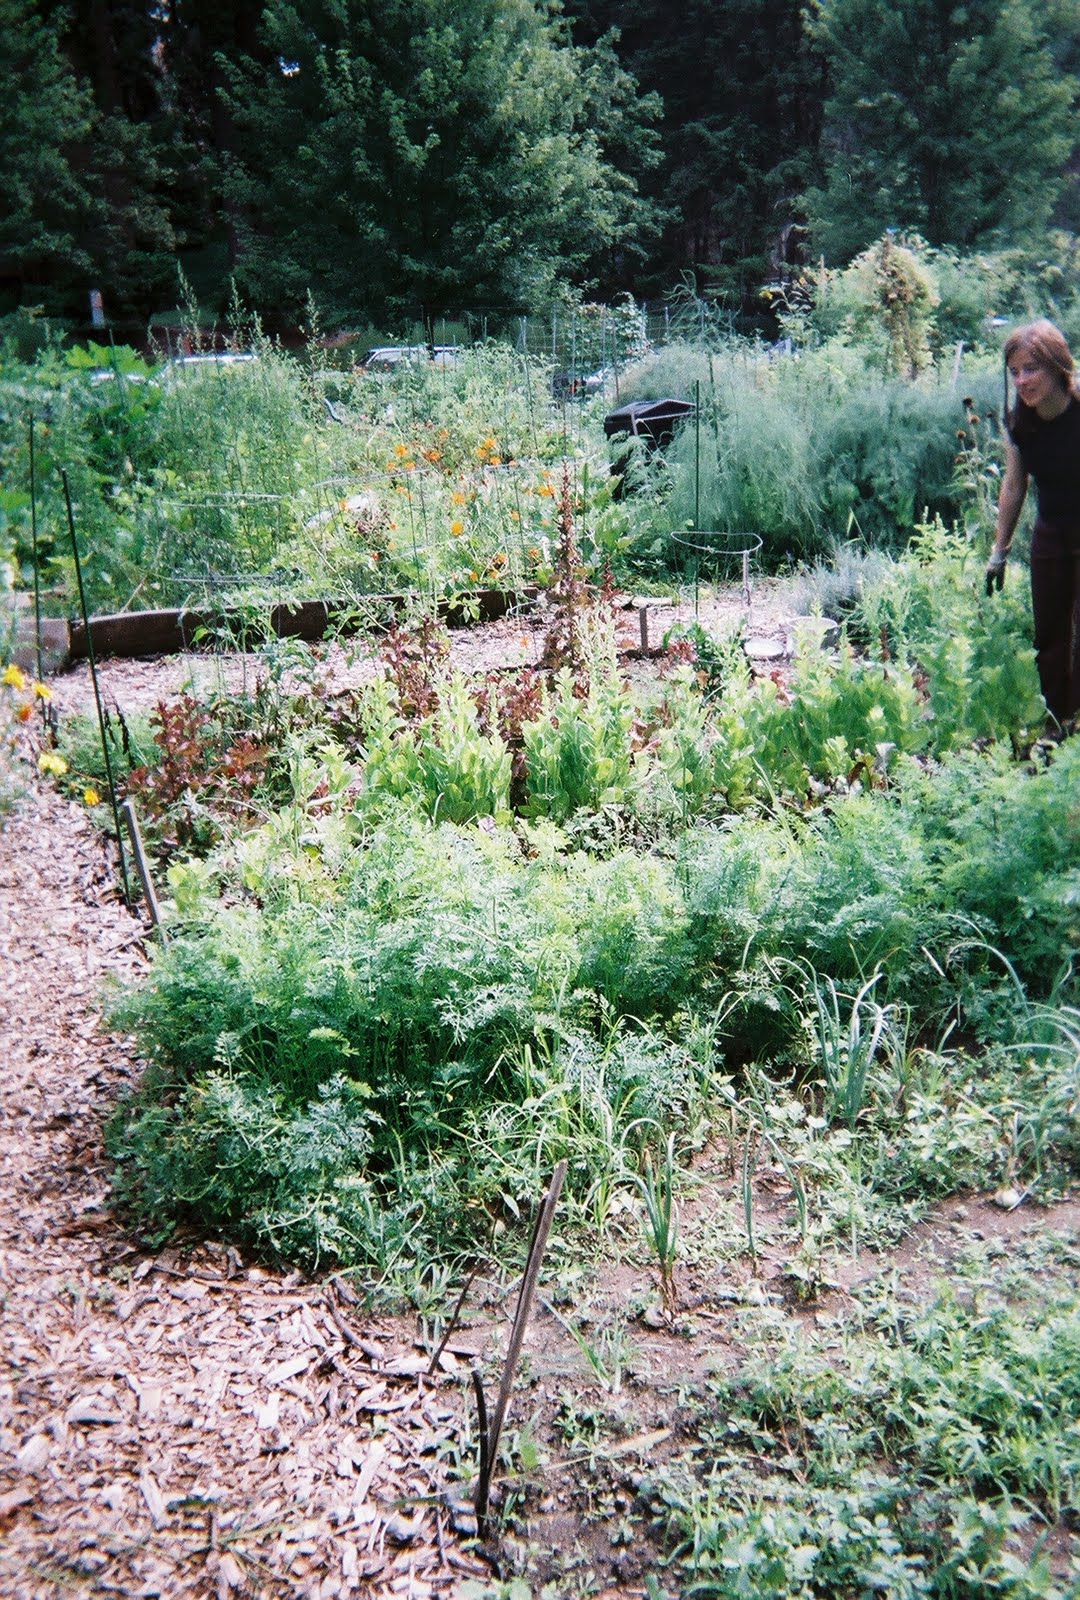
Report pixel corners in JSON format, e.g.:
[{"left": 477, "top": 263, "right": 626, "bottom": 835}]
[{"left": 0, "top": 784, "right": 485, "bottom": 1598}]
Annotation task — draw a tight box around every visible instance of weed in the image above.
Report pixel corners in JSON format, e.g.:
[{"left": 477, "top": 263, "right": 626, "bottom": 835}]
[
  {"left": 650, "top": 1255, "right": 1080, "bottom": 1597},
  {"left": 633, "top": 1131, "right": 681, "bottom": 1314}
]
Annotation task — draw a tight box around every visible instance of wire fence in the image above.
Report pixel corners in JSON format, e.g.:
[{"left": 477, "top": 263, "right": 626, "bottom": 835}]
[{"left": 453, "top": 300, "right": 738, "bottom": 367}]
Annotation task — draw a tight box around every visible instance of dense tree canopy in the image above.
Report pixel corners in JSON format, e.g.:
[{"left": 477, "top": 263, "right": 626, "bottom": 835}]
[
  {"left": 0, "top": 0, "right": 97, "bottom": 304},
  {"left": 219, "top": 0, "right": 660, "bottom": 324},
  {"left": 565, "top": 0, "right": 825, "bottom": 304},
  {"left": 806, "top": 0, "right": 1080, "bottom": 260},
  {"left": 3, "top": 0, "right": 1080, "bottom": 325}
]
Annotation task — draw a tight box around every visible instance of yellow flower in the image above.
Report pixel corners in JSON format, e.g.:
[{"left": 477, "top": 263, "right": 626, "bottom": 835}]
[
  {"left": 537, "top": 483, "right": 555, "bottom": 498},
  {"left": 37, "top": 750, "right": 68, "bottom": 778},
  {"left": 32, "top": 682, "right": 52, "bottom": 701},
  {"left": 83, "top": 786, "right": 101, "bottom": 807},
  {"left": 509, "top": 509, "right": 520, "bottom": 521},
  {"left": 395, "top": 442, "right": 409, "bottom": 458},
  {"left": 451, "top": 520, "right": 465, "bottom": 536},
  {"left": 451, "top": 490, "right": 467, "bottom": 505},
  {"left": 2, "top": 663, "right": 26, "bottom": 690}
]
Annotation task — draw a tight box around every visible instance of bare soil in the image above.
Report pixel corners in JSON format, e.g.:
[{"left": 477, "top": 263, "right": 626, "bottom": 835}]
[{"left": 3, "top": 593, "right": 1078, "bottom": 1599}]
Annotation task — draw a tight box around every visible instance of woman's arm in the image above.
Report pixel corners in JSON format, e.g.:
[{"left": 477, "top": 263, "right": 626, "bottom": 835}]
[{"left": 991, "top": 441, "right": 1029, "bottom": 561}]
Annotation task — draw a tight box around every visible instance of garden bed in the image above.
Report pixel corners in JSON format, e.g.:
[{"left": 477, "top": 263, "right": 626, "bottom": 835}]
[{"left": 3, "top": 566, "right": 1079, "bottom": 1598}]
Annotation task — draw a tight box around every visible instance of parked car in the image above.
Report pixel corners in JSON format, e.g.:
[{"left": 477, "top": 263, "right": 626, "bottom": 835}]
[{"left": 360, "top": 345, "right": 460, "bottom": 371}]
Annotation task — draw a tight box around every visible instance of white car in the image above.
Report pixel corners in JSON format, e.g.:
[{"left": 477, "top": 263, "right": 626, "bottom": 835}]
[{"left": 360, "top": 345, "right": 460, "bottom": 371}]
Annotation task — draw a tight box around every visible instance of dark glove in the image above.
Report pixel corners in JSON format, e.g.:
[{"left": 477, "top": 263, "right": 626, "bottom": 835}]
[{"left": 985, "top": 552, "right": 1006, "bottom": 596}]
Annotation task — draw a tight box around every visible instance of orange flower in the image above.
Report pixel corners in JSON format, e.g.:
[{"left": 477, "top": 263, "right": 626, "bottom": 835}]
[{"left": 451, "top": 520, "right": 465, "bottom": 536}]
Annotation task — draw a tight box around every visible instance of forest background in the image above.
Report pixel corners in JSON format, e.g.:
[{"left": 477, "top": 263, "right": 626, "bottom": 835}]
[{"left": 4, "top": 0, "right": 1080, "bottom": 339}]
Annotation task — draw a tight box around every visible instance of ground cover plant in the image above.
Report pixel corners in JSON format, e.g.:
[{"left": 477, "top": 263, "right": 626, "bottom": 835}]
[{"left": 649, "top": 1232, "right": 1080, "bottom": 1598}]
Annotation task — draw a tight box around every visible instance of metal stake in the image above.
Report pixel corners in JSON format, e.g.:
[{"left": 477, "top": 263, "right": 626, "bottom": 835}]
[
  {"left": 62, "top": 469, "right": 132, "bottom": 906},
  {"left": 29, "top": 415, "right": 43, "bottom": 684}
]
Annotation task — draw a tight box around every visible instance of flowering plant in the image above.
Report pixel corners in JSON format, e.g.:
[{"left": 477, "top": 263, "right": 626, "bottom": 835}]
[{"left": 1, "top": 661, "right": 53, "bottom": 815}]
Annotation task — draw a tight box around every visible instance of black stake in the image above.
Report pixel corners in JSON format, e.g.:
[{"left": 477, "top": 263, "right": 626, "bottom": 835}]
[
  {"left": 694, "top": 377, "right": 701, "bottom": 533},
  {"left": 29, "top": 414, "right": 43, "bottom": 685},
  {"left": 62, "top": 469, "right": 132, "bottom": 906}
]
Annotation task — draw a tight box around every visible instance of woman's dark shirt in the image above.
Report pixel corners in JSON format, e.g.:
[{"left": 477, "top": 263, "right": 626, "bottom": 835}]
[{"left": 1008, "top": 395, "right": 1080, "bottom": 524}]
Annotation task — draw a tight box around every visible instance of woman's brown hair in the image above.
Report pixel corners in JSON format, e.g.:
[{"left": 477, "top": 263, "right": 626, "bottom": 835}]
[{"left": 1004, "top": 319, "right": 1080, "bottom": 431}]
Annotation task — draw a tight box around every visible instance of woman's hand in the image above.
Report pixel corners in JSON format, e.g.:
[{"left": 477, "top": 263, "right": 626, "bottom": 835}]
[{"left": 985, "top": 548, "right": 1007, "bottom": 595}]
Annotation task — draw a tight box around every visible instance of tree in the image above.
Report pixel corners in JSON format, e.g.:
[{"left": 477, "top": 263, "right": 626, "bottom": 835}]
[
  {"left": 807, "top": 0, "right": 1079, "bottom": 261},
  {"left": 564, "top": 0, "right": 826, "bottom": 306},
  {"left": 52, "top": 0, "right": 180, "bottom": 315},
  {"left": 220, "top": 0, "right": 661, "bottom": 326},
  {"left": 153, "top": 0, "right": 270, "bottom": 293},
  {"left": 0, "top": 0, "right": 97, "bottom": 308}
]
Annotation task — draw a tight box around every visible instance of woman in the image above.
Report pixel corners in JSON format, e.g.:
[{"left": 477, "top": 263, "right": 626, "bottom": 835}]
[{"left": 986, "top": 319, "right": 1080, "bottom": 731}]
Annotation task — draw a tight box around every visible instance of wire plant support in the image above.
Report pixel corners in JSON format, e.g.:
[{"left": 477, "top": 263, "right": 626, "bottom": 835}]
[{"left": 671, "top": 528, "right": 763, "bottom": 618}]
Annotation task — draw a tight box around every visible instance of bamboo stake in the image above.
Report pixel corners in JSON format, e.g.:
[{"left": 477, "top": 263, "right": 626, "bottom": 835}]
[{"left": 28, "top": 415, "right": 43, "bottom": 684}]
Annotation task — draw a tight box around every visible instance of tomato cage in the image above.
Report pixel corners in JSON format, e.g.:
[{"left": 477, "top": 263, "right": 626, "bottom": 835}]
[
  {"left": 670, "top": 528, "right": 763, "bottom": 616},
  {"left": 154, "top": 490, "right": 293, "bottom": 597}
]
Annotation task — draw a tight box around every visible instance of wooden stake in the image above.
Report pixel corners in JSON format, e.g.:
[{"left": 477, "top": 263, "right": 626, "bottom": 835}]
[
  {"left": 473, "top": 1159, "right": 566, "bottom": 1535},
  {"left": 121, "top": 799, "right": 167, "bottom": 941}
]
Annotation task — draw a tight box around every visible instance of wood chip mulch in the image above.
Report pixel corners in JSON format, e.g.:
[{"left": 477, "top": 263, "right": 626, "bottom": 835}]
[{"left": 0, "top": 782, "right": 487, "bottom": 1598}]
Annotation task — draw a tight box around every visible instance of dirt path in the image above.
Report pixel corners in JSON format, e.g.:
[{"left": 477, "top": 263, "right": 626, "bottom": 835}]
[{"left": 0, "top": 784, "right": 484, "bottom": 1598}]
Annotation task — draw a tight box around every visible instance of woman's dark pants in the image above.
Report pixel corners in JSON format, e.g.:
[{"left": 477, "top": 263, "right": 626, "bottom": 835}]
[{"left": 1031, "top": 519, "right": 1080, "bottom": 725}]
